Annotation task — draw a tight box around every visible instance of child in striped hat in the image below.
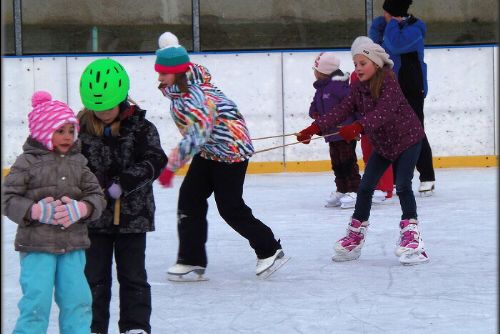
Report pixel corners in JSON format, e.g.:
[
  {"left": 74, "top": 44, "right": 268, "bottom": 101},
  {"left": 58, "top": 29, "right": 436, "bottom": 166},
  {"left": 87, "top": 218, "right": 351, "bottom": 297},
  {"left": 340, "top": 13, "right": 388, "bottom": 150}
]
[
  {"left": 154, "top": 32, "right": 286, "bottom": 279},
  {"left": 2, "top": 90, "right": 105, "bottom": 333}
]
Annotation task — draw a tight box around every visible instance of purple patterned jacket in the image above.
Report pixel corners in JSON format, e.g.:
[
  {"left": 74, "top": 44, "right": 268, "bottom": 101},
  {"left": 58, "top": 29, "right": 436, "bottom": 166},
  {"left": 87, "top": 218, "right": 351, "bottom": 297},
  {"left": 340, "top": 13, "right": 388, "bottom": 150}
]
[{"left": 315, "top": 69, "right": 424, "bottom": 161}]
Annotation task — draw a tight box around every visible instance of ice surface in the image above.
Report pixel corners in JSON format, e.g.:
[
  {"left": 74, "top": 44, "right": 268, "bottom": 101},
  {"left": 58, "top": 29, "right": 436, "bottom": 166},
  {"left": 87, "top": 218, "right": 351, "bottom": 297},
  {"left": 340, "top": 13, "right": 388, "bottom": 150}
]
[{"left": 1, "top": 168, "right": 497, "bottom": 333}]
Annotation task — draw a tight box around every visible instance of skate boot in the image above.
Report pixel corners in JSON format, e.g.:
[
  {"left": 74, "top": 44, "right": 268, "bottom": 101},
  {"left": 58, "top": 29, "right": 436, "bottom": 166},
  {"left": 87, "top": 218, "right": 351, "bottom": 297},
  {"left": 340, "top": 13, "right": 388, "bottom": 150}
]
[
  {"left": 167, "top": 264, "right": 208, "bottom": 281},
  {"left": 325, "top": 191, "right": 344, "bottom": 208},
  {"left": 256, "top": 249, "right": 284, "bottom": 275},
  {"left": 395, "top": 219, "right": 430, "bottom": 265},
  {"left": 121, "top": 330, "right": 148, "bottom": 334},
  {"left": 418, "top": 181, "right": 435, "bottom": 197},
  {"left": 340, "top": 192, "right": 357, "bottom": 209},
  {"left": 332, "top": 218, "right": 369, "bottom": 261}
]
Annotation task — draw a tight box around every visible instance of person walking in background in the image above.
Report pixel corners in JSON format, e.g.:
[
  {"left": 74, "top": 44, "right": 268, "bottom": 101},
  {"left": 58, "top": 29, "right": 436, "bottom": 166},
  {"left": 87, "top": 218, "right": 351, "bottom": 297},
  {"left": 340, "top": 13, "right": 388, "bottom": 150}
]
[
  {"left": 2, "top": 91, "right": 106, "bottom": 334},
  {"left": 296, "top": 40, "right": 430, "bottom": 265},
  {"left": 78, "top": 59, "right": 168, "bottom": 334},
  {"left": 154, "top": 32, "right": 284, "bottom": 278},
  {"left": 370, "top": 0, "right": 436, "bottom": 196},
  {"left": 307, "top": 52, "right": 361, "bottom": 209},
  {"left": 350, "top": 36, "right": 394, "bottom": 204}
]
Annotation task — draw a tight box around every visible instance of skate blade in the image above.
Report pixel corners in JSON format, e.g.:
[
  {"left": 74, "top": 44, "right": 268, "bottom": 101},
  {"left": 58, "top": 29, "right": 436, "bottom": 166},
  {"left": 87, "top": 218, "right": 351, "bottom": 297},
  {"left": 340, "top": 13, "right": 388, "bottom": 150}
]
[
  {"left": 167, "top": 269, "right": 209, "bottom": 282},
  {"left": 332, "top": 251, "right": 361, "bottom": 262},
  {"left": 399, "top": 251, "right": 430, "bottom": 266},
  {"left": 258, "top": 256, "right": 291, "bottom": 279}
]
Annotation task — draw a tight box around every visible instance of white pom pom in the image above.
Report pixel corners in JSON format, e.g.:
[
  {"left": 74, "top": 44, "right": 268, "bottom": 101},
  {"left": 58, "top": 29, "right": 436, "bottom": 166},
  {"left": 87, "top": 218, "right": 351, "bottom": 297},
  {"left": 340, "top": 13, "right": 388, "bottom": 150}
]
[{"left": 158, "top": 32, "right": 179, "bottom": 49}]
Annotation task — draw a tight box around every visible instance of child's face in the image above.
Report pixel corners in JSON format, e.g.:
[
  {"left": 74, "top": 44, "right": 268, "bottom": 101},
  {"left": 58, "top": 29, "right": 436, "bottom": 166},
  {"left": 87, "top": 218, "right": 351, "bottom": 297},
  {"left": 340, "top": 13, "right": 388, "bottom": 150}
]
[
  {"left": 353, "top": 54, "right": 378, "bottom": 82},
  {"left": 93, "top": 105, "right": 119, "bottom": 125},
  {"left": 158, "top": 72, "right": 176, "bottom": 87},
  {"left": 52, "top": 123, "right": 76, "bottom": 154}
]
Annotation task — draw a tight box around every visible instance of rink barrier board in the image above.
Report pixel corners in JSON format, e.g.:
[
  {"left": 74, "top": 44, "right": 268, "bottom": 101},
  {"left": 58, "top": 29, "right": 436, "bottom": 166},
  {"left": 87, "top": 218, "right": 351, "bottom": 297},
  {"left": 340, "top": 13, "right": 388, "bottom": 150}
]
[{"left": 2, "top": 155, "right": 496, "bottom": 178}]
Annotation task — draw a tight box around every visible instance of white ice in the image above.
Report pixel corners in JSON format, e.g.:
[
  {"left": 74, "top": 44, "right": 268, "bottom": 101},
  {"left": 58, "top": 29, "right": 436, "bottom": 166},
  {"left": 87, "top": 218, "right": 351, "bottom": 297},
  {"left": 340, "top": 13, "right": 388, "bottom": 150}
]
[{"left": 1, "top": 168, "right": 497, "bottom": 334}]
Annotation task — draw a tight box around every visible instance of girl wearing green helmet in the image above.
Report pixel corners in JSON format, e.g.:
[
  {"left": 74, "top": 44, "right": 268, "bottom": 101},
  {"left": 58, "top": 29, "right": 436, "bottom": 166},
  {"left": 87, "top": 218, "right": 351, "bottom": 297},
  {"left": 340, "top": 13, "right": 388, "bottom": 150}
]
[{"left": 77, "top": 58, "right": 168, "bottom": 334}]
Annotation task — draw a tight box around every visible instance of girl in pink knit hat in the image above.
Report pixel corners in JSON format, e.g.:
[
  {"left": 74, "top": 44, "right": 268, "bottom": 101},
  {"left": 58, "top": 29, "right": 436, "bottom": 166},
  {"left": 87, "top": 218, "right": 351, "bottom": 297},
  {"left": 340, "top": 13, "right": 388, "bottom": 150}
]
[{"left": 2, "top": 90, "right": 106, "bottom": 334}]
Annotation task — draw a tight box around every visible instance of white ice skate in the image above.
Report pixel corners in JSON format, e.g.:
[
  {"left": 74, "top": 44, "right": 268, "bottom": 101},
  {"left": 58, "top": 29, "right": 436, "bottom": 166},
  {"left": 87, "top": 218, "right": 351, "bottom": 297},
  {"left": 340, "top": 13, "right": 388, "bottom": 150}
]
[
  {"left": 325, "top": 191, "right": 344, "bottom": 208},
  {"left": 340, "top": 192, "right": 357, "bottom": 209},
  {"left": 121, "top": 330, "right": 148, "bottom": 334},
  {"left": 256, "top": 249, "right": 286, "bottom": 276},
  {"left": 167, "top": 264, "right": 208, "bottom": 282},
  {"left": 332, "top": 218, "right": 369, "bottom": 262},
  {"left": 418, "top": 181, "right": 435, "bottom": 197},
  {"left": 396, "top": 219, "right": 430, "bottom": 265}
]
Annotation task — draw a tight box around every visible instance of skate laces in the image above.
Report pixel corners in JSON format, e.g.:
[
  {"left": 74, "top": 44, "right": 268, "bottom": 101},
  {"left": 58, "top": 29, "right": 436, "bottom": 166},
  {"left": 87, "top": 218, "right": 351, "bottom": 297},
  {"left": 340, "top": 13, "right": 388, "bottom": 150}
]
[
  {"left": 399, "top": 220, "right": 419, "bottom": 248},
  {"left": 340, "top": 219, "right": 365, "bottom": 247}
]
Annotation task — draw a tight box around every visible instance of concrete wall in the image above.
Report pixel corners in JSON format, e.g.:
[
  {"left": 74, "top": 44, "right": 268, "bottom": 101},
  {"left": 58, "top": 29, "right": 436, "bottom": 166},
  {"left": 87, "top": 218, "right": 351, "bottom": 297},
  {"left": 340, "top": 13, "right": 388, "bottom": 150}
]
[
  {"left": 3, "top": 0, "right": 497, "bottom": 24},
  {"left": 1, "top": 45, "right": 498, "bottom": 169}
]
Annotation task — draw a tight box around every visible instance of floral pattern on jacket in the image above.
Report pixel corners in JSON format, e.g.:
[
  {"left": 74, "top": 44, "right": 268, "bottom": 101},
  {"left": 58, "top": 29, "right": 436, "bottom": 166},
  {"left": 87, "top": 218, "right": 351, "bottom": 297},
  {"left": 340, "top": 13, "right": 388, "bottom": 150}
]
[
  {"left": 2, "top": 138, "right": 106, "bottom": 254},
  {"left": 315, "top": 69, "right": 425, "bottom": 161},
  {"left": 78, "top": 104, "right": 168, "bottom": 233},
  {"left": 159, "top": 63, "right": 254, "bottom": 172}
]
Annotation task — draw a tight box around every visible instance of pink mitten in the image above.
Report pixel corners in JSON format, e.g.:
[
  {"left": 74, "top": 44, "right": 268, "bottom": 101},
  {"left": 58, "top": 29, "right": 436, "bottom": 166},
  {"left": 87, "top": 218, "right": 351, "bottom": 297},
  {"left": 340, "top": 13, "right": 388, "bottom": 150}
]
[
  {"left": 31, "top": 197, "right": 61, "bottom": 224},
  {"left": 54, "top": 196, "right": 89, "bottom": 228}
]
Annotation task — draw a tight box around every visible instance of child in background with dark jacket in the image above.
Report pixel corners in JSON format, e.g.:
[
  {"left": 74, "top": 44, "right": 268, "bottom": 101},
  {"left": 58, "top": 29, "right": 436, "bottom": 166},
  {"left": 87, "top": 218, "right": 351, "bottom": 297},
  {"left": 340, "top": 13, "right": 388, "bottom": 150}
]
[
  {"left": 78, "top": 58, "right": 168, "bottom": 334},
  {"left": 308, "top": 52, "right": 361, "bottom": 209},
  {"left": 2, "top": 91, "right": 106, "bottom": 334}
]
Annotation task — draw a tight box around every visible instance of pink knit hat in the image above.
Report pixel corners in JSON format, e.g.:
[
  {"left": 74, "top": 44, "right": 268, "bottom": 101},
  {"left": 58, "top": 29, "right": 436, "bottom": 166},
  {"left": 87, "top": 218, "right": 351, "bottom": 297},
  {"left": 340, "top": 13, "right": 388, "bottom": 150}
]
[{"left": 28, "top": 91, "right": 79, "bottom": 150}]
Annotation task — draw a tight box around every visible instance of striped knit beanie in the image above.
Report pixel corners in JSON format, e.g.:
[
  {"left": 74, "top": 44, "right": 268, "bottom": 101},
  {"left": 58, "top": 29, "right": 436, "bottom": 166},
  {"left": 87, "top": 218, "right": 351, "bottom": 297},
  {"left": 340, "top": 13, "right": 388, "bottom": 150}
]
[
  {"left": 28, "top": 91, "right": 79, "bottom": 150},
  {"left": 154, "top": 32, "right": 191, "bottom": 74}
]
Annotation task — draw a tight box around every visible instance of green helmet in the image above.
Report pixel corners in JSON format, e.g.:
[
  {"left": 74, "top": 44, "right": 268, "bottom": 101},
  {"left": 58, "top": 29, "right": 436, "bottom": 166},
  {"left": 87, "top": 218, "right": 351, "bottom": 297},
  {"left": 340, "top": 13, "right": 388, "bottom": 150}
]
[{"left": 79, "top": 58, "right": 130, "bottom": 112}]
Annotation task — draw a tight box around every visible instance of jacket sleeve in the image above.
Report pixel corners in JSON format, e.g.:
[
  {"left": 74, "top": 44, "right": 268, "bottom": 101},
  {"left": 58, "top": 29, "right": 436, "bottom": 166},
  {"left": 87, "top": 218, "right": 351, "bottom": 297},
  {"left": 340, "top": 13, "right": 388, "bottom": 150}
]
[
  {"left": 79, "top": 166, "right": 107, "bottom": 221},
  {"left": 1, "top": 156, "right": 36, "bottom": 225},
  {"left": 308, "top": 92, "right": 319, "bottom": 118},
  {"left": 369, "top": 16, "right": 386, "bottom": 45},
  {"left": 382, "top": 19, "right": 423, "bottom": 55},
  {"left": 315, "top": 89, "right": 357, "bottom": 137},
  {"left": 118, "top": 121, "right": 168, "bottom": 196},
  {"left": 167, "top": 85, "right": 215, "bottom": 172},
  {"left": 358, "top": 75, "right": 401, "bottom": 132}
]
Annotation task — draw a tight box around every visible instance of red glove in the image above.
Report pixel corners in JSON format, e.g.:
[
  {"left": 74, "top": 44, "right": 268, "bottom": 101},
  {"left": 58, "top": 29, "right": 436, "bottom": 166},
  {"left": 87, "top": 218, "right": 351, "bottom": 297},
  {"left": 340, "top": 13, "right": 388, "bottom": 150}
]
[
  {"left": 296, "top": 123, "right": 321, "bottom": 144},
  {"left": 158, "top": 169, "right": 175, "bottom": 188},
  {"left": 339, "top": 122, "right": 363, "bottom": 142}
]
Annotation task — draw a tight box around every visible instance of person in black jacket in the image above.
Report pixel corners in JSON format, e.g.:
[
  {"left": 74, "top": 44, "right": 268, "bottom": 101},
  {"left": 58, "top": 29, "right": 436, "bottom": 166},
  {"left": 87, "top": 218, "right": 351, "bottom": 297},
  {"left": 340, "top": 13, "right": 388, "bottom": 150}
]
[
  {"left": 370, "top": 0, "right": 436, "bottom": 196},
  {"left": 78, "top": 58, "right": 168, "bottom": 334}
]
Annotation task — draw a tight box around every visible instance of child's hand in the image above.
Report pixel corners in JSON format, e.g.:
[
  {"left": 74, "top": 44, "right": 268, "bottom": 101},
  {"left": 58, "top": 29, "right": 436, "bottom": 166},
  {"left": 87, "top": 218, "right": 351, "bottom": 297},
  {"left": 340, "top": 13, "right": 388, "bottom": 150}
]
[
  {"left": 158, "top": 169, "right": 174, "bottom": 188},
  {"left": 339, "top": 122, "right": 363, "bottom": 142},
  {"left": 296, "top": 122, "right": 321, "bottom": 144},
  {"left": 31, "top": 197, "right": 62, "bottom": 224},
  {"left": 107, "top": 183, "right": 123, "bottom": 199},
  {"left": 53, "top": 196, "right": 89, "bottom": 228}
]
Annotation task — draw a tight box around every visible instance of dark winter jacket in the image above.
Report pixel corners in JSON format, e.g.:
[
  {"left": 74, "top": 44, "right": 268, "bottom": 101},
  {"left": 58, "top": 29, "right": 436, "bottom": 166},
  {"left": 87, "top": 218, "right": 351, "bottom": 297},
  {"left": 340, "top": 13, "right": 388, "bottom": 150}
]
[
  {"left": 78, "top": 103, "right": 168, "bottom": 234},
  {"left": 314, "top": 68, "right": 425, "bottom": 161},
  {"left": 2, "top": 138, "right": 106, "bottom": 254},
  {"left": 309, "top": 72, "right": 352, "bottom": 142},
  {"left": 370, "top": 15, "right": 428, "bottom": 98}
]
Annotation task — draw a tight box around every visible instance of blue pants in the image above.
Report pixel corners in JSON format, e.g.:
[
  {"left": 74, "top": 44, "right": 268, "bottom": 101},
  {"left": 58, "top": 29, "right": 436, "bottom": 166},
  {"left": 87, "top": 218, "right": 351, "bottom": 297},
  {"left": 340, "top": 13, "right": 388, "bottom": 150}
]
[
  {"left": 13, "top": 250, "right": 92, "bottom": 334},
  {"left": 353, "top": 140, "right": 422, "bottom": 222}
]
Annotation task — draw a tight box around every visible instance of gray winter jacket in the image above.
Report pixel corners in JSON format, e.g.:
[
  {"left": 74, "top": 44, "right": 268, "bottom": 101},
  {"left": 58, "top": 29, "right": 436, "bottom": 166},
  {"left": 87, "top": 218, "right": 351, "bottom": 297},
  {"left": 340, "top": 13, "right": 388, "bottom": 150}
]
[{"left": 2, "top": 137, "right": 106, "bottom": 254}]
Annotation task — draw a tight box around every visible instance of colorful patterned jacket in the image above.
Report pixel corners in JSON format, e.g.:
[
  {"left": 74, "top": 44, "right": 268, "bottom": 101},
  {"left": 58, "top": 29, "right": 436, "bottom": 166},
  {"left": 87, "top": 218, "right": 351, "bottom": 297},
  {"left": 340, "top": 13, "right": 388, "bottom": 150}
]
[{"left": 159, "top": 63, "right": 254, "bottom": 172}]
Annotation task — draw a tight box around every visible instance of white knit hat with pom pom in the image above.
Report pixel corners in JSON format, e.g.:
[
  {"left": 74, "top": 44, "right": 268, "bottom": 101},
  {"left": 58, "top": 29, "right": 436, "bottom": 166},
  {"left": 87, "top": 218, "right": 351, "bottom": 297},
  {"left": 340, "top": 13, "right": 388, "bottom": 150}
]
[{"left": 28, "top": 91, "right": 79, "bottom": 150}]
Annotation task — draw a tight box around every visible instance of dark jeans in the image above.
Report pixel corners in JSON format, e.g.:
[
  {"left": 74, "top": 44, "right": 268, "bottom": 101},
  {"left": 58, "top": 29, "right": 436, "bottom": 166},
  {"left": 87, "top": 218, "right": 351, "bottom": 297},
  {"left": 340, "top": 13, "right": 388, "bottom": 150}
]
[
  {"left": 329, "top": 140, "right": 361, "bottom": 193},
  {"left": 353, "top": 140, "right": 422, "bottom": 222},
  {"left": 85, "top": 233, "right": 151, "bottom": 334},
  {"left": 405, "top": 94, "right": 435, "bottom": 182},
  {"left": 176, "top": 154, "right": 281, "bottom": 267}
]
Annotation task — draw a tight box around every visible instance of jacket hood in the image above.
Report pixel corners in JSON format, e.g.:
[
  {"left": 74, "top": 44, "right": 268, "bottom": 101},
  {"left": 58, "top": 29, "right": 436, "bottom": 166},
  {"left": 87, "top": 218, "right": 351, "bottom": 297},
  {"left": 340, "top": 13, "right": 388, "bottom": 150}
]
[{"left": 405, "top": 15, "right": 426, "bottom": 38}]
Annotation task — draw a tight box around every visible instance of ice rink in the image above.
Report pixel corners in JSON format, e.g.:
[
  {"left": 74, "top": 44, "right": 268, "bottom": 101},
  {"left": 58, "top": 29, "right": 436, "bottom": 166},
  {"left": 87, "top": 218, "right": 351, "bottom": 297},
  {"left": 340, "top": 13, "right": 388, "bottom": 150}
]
[{"left": 1, "top": 167, "right": 498, "bottom": 334}]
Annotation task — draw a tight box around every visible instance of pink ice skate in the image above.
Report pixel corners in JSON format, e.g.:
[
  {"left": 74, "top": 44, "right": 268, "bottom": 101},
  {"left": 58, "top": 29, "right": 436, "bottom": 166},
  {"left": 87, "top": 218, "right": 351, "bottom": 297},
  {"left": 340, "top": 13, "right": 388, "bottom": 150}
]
[{"left": 332, "top": 218, "right": 369, "bottom": 262}]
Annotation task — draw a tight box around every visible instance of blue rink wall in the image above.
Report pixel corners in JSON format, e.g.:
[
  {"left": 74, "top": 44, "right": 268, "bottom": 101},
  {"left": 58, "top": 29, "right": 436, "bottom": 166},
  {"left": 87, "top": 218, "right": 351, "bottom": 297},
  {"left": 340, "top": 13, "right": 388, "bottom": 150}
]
[{"left": 1, "top": 45, "right": 498, "bottom": 173}]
